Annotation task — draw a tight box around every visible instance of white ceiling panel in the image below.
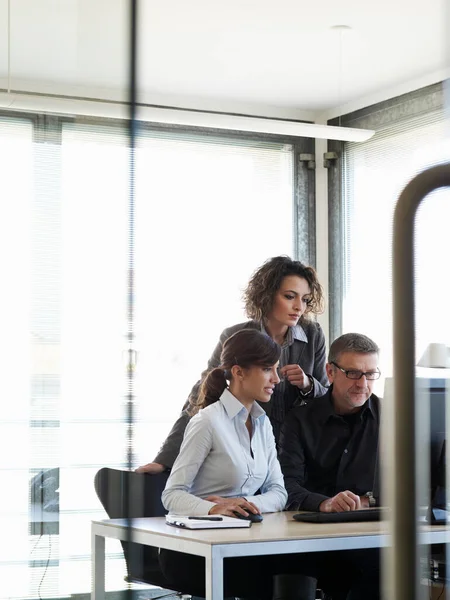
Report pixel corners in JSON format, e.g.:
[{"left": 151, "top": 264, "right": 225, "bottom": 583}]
[{"left": 2, "top": 0, "right": 447, "bottom": 112}]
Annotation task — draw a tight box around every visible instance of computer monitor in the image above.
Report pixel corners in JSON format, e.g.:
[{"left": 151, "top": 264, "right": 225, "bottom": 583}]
[
  {"left": 427, "top": 379, "right": 447, "bottom": 496},
  {"left": 383, "top": 376, "right": 449, "bottom": 520},
  {"left": 424, "top": 379, "right": 449, "bottom": 515},
  {"left": 418, "top": 378, "right": 449, "bottom": 521}
]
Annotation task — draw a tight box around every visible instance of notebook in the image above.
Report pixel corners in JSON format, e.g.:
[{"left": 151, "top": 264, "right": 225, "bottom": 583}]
[
  {"left": 293, "top": 507, "right": 385, "bottom": 523},
  {"left": 165, "top": 514, "right": 252, "bottom": 529}
]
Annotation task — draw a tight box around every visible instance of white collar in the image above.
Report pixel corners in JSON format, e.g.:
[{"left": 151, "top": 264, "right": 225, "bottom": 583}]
[{"left": 220, "top": 388, "right": 266, "bottom": 420}]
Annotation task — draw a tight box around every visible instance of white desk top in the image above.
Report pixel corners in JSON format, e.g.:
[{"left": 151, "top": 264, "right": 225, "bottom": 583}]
[
  {"left": 92, "top": 510, "right": 450, "bottom": 600},
  {"left": 92, "top": 511, "right": 448, "bottom": 547}
]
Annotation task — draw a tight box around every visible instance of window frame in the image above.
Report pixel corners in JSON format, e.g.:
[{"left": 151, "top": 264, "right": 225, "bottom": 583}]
[
  {"left": 326, "top": 81, "right": 444, "bottom": 341},
  {"left": 0, "top": 107, "right": 316, "bottom": 599}
]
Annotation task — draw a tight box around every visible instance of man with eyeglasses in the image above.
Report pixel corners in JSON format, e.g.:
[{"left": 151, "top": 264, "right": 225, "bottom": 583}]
[{"left": 276, "top": 333, "right": 381, "bottom": 600}]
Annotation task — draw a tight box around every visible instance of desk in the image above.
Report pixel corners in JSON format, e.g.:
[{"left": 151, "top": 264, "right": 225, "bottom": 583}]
[{"left": 91, "top": 511, "right": 448, "bottom": 600}]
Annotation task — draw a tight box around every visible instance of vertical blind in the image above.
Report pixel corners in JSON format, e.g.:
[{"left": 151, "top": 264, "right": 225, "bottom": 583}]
[
  {"left": 0, "top": 113, "right": 295, "bottom": 599},
  {"left": 343, "top": 109, "right": 450, "bottom": 390}
]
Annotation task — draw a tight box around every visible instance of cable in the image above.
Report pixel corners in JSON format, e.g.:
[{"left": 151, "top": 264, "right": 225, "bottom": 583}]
[
  {"left": 30, "top": 533, "right": 43, "bottom": 556},
  {"left": 436, "top": 579, "right": 445, "bottom": 600},
  {"left": 37, "top": 534, "right": 52, "bottom": 600},
  {"left": 29, "top": 533, "right": 44, "bottom": 599},
  {"left": 427, "top": 575, "right": 446, "bottom": 600}
]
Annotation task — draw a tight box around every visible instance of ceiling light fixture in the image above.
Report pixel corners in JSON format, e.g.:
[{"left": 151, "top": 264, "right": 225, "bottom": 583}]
[
  {"left": 0, "top": 92, "right": 374, "bottom": 142},
  {"left": 1, "top": 15, "right": 373, "bottom": 142}
]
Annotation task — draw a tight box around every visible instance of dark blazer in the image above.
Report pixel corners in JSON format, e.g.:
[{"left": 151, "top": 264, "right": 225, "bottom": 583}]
[{"left": 154, "top": 319, "right": 328, "bottom": 469}]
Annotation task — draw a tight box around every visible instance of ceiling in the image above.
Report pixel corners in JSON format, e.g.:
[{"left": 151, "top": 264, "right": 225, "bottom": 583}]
[{"left": 0, "top": 0, "right": 447, "bottom": 117}]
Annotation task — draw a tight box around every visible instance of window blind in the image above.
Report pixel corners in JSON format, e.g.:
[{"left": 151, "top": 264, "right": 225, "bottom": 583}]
[
  {"left": 132, "top": 127, "right": 294, "bottom": 460},
  {"left": 0, "top": 114, "right": 295, "bottom": 599},
  {"left": 343, "top": 108, "right": 450, "bottom": 390}
]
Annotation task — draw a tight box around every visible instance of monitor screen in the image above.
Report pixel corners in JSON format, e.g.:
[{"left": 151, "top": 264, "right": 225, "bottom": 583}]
[
  {"left": 383, "top": 376, "right": 449, "bottom": 512},
  {"left": 426, "top": 379, "right": 448, "bottom": 508}
]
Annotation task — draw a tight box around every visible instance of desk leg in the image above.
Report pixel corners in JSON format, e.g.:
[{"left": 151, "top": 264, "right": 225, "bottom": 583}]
[
  {"left": 91, "top": 529, "right": 105, "bottom": 600},
  {"left": 205, "top": 547, "right": 223, "bottom": 600}
]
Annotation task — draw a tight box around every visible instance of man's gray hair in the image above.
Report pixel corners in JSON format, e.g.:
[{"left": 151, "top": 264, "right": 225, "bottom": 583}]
[{"left": 328, "top": 333, "right": 379, "bottom": 363}]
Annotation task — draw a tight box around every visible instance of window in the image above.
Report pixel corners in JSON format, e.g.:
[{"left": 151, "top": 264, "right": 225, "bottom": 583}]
[
  {"left": 132, "top": 128, "right": 295, "bottom": 460},
  {"left": 341, "top": 93, "right": 450, "bottom": 390},
  {"left": 0, "top": 113, "right": 299, "bottom": 598}
]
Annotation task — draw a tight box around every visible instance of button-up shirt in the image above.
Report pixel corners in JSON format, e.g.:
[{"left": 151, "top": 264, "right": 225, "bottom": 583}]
[
  {"left": 154, "top": 318, "right": 329, "bottom": 469},
  {"left": 278, "top": 386, "right": 380, "bottom": 511},
  {"left": 260, "top": 322, "right": 311, "bottom": 439},
  {"left": 162, "top": 388, "right": 288, "bottom": 516}
]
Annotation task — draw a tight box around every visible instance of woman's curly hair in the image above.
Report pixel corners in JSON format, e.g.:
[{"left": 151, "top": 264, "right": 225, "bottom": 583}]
[{"left": 243, "top": 256, "right": 324, "bottom": 322}]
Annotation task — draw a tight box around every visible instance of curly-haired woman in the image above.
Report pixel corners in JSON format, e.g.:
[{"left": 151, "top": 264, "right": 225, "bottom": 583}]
[{"left": 138, "top": 255, "right": 328, "bottom": 474}]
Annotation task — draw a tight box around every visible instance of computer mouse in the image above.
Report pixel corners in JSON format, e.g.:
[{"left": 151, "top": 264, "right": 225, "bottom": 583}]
[{"left": 232, "top": 511, "right": 263, "bottom": 523}]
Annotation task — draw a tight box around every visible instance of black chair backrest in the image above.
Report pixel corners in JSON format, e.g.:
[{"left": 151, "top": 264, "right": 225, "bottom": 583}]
[
  {"left": 94, "top": 467, "right": 169, "bottom": 519},
  {"left": 94, "top": 467, "right": 170, "bottom": 584}
]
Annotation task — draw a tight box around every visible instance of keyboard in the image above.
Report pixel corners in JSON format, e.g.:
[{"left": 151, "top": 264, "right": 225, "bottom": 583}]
[{"left": 293, "top": 508, "right": 384, "bottom": 523}]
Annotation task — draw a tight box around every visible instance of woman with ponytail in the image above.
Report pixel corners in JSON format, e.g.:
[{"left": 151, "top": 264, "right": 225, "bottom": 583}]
[
  {"left": 159, "top": 329, "right": 287, "bottom": 598},
  {"left": 138, "top": 255, "right": 328, "bottom": 474},
  {"left": 162, "top": 328, "right": 287, "bottom": 517}
]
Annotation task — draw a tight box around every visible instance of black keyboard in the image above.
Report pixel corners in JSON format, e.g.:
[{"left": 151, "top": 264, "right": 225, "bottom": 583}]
[{"left": 293, "top": 508, "right": 384, "bottom": 523}]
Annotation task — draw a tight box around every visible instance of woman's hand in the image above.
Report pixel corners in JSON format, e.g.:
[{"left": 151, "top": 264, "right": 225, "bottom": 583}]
[
  {"left": 206, "top": 495, "right": 260, "bottom": 517},
  {"left": 135, "top": 462, "right": 165, "bottom": 474},
  {"left": 279, "top": 364, "right": 311, "bottom": 391}
]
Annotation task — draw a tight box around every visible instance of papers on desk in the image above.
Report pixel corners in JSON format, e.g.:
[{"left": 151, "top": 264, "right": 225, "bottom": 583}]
[{"left": 166, "top": 514, "right": 251, "bottom": 529}]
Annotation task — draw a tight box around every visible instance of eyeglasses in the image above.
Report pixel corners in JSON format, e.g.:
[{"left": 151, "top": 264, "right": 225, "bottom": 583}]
[{"left": 331, "top": 362, "right": 381, "bottom": 381}]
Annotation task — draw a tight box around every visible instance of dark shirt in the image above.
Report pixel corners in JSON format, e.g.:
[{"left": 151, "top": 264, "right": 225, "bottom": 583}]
[{"left": 278, "top": 386, "right": 380, "bottom": 512}]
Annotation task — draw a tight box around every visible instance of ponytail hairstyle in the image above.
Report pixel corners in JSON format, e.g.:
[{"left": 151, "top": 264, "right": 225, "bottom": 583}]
[{"left": 195, "top": 329, "right": 281, "bottom": 410}]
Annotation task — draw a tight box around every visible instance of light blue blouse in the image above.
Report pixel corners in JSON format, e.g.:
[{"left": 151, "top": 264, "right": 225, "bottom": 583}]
[{"left": 162, "top": 388, "right": 288, "bottom": 516}]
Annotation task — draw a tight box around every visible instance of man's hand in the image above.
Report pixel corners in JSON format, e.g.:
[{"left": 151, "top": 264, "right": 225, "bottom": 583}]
[
  {"left": 206, "top": 495, "right": 260, "bottom": 518},
  {"left": 135, "top": 462, "right": 165, "bottom": 474},
  {"left": 319, "top": 490, "right": 362, "bottom": 512},
  {"left": 279, "top": 364, "right": 311, "bottom": 390}
]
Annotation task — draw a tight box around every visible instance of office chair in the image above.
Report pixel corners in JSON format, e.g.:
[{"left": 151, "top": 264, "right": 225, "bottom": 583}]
[
  {"left": 94, "top": 467, "right": 192, "bottom": 600},
  {"left": 94, "top": 468, "right": 337, "bottom": 600}
]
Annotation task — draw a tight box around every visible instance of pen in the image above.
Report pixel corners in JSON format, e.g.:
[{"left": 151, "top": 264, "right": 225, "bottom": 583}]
[{"left": 188, "top": 516, "right": 223, "bottom": 521}]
